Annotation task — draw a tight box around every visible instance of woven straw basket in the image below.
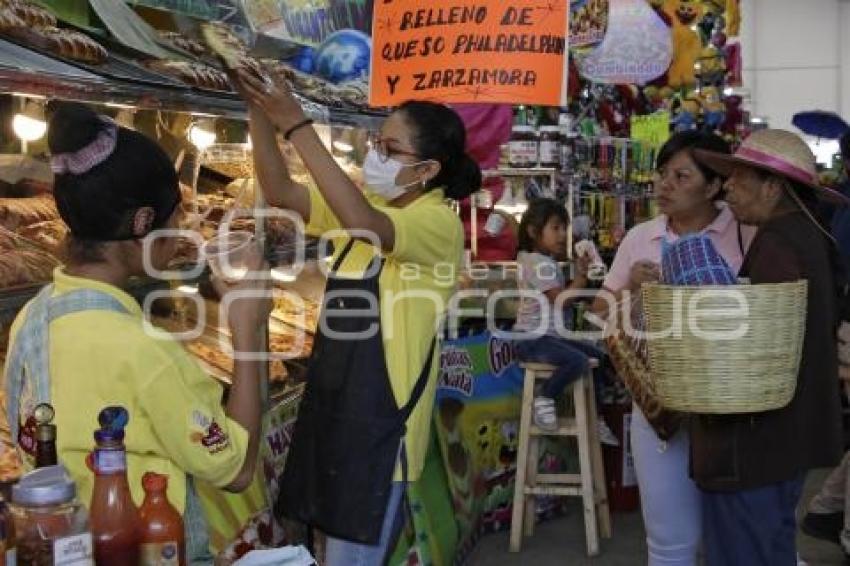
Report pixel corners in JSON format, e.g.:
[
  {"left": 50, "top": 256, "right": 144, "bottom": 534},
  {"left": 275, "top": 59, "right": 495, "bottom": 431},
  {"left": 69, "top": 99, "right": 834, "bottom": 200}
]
[{"left": 641, "top": 281, "right": 808, "bottom": 414}]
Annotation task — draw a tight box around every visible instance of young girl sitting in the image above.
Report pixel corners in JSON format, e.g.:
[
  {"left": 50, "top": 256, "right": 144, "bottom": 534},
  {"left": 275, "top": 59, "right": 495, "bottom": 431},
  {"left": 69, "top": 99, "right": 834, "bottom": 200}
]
[{"left": 513, "top": 199, "right": 617, "bottom": 444}]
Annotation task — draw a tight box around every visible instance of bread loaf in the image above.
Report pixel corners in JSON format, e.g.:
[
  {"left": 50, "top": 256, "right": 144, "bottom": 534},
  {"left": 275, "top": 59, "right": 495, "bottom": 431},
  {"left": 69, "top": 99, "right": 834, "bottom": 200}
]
[{"left": 0, "top": 195, "right": 59, "bottom": 231}]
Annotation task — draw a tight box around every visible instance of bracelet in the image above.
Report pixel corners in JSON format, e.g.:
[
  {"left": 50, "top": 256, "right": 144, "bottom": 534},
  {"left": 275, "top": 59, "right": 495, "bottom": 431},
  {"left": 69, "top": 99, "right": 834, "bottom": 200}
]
[{"left": 283, "top": 118, "right": 314, "bottom": 141}]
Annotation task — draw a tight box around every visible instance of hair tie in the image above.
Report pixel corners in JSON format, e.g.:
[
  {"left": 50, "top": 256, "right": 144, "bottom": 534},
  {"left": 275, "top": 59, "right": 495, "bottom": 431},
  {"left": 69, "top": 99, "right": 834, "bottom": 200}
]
[{"left": 51, "top": 116, "right": 118, "bottom": 175}]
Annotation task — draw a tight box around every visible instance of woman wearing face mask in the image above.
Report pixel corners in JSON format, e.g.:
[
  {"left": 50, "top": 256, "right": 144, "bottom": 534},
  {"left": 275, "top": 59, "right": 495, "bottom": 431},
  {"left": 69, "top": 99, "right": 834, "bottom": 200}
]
[{"left": 233, "top": 71, "right": 480, "bottom": 565}]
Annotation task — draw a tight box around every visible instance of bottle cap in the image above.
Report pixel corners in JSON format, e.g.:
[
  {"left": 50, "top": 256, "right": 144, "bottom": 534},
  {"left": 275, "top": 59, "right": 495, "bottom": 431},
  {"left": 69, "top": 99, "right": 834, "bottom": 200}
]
[
  {"left": 12, "top": 465, "right": 76, "bottom": 506},
  {"left": 142, "top": 472, "right": 169, "bottom": 492},
  {"left": 33, "top": 403, "right": 54, "bottom": 426},
  {"left": 97, "top": 406, "right": 129, "bottom": 431}
]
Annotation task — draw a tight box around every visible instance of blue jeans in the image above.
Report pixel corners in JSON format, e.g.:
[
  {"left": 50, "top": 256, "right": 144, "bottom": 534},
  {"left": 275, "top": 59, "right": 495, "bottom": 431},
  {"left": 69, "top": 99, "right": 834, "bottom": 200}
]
[
  {"left": 324, "top": 482, "right": 405, "bottom": 566},
  {"left": 514, "top": 335, "right": 603, "bottom": 400},
  {"left": 701, "top": 475, "right": 805, "bottom": 566}
]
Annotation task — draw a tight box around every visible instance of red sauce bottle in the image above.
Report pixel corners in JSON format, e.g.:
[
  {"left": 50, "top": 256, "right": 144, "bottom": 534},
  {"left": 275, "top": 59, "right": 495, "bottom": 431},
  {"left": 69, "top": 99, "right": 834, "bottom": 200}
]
[
  {"left": 139, "top": 472, "right": 185, "bottom": 566},
  {"left": 90, "top": 407, "right": 141, "bottom": 565}
]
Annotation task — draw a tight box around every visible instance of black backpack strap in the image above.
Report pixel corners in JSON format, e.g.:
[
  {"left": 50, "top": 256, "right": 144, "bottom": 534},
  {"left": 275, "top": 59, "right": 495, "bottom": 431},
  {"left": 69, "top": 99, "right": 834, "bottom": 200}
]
[
  {"left": 381, "top": 336, "right": 437, "bottom": 566},
  {"left": 399, "top": 335, "right": 438, "bottom": 421},
  {"left": 330, "top": 238, "right": 356, "bottom": 273}
]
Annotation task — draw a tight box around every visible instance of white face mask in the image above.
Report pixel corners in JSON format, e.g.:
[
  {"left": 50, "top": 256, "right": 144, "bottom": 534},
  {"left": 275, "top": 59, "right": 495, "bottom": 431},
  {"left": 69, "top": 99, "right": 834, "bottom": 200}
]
[{"left": 362, "top": 149, "right": 427, "bottom": 201}]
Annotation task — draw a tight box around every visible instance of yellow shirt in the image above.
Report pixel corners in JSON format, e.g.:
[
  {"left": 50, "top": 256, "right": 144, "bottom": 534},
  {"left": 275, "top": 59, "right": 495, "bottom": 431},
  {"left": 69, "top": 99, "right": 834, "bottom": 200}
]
[
  {"left": 306, "top": 185, "right": 463, "bottom": 480},
  {"left": 5, "top": 269, "right": 250, "bottom": 513}
]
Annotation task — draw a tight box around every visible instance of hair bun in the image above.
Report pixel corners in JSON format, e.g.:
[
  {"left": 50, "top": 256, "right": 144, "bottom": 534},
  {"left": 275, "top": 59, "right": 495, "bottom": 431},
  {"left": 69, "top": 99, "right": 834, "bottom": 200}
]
[
  {"left": 48, "top": 102, "right": 104, "bottom": 155},
  {"left": 443, "top": 154, "right": 482, "bottom": 200}
]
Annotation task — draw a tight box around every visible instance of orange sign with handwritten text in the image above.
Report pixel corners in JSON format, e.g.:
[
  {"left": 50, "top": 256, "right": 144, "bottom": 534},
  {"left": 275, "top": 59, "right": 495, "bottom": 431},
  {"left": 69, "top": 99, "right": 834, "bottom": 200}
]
[{"left": 369, "top": 1, "right": 569, "bottom": 106}]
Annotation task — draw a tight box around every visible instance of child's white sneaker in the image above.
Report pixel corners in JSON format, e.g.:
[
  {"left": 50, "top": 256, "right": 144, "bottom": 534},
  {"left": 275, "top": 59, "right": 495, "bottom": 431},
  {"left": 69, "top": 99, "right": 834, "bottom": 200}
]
[
  {"left": 533, "top": 397, "right": 558, "bottom": 432},
  {"left": 597, "top": 420, "right": 620, "bottom": 447}
]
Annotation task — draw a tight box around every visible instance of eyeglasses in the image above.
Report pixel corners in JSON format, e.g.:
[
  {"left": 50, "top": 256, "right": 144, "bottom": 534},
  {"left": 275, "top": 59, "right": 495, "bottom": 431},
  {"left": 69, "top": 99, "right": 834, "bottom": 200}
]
[{"left": 367, "top": 132, "right": 421, "bottom": 163}]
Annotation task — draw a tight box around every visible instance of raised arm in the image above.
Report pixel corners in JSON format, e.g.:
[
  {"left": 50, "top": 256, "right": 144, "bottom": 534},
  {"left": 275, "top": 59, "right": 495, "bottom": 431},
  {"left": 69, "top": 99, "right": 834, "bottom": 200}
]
[
  {"left": 248, "top": 106, "right": 310, "bottom": 220},
  {"left": 237, "top": 71, "right": 396, "bottom": 251}
]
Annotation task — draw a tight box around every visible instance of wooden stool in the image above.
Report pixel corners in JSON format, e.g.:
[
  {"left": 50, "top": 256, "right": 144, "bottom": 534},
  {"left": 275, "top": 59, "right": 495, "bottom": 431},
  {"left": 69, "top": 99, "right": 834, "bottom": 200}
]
[{"left": 509, "top": 360, "right": 612, "bottom": 556}]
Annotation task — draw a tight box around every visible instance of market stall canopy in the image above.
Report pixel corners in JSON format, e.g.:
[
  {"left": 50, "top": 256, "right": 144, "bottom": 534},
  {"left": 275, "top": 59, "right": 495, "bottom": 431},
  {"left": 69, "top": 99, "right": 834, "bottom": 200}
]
[{"left": 792, "top": 110, "right": 850, "bottom": 140}]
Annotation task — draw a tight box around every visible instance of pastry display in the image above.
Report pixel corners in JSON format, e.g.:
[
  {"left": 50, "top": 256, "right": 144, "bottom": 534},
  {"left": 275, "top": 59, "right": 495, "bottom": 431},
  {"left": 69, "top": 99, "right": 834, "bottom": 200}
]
[
  {"left": 200, "top": 21, "right": 267, "bottom": 82},
  {"left": 39, "top": 26, "right": 108, "bottom": 64},
  {"left": 269, "top": 330, "right": 313, "bottom": 360},
  {"left": 272, "top": 293, "right": 319, "bottom": 334},
  {"left": 269, "top": 61, "right": 369, "bottom": 110},
  {"left": 158, "top": 30, "right": 207, "bottom": 57},
  {"left": 16, "top": 218, "right": 68, "bottom": 256},
  {"left": 206, "top": 160, "right": 254, "bottom": 181},
  {"left": 0, "top": 0, "right": 55, "bottom": 29},
  {"left": 0, "top": 5, "right": 25, "bottom": 30},
  {"left": 0, "top": 195, "right": 59, "bottom": 231},
  {"left": 0, "top": 222, "right": 60, "bottom": 288},
  {"left": 146, "top": 60, "right": 230, "bottom": 91},
  {"left": 0, "top": 248, "right": 58, "bottom": 288},
  {"left": 186, "top": 339, "right": 288, "bottom": 381},
  {"left": 0, "top": 2, "right": 108, "bottom": 65}
]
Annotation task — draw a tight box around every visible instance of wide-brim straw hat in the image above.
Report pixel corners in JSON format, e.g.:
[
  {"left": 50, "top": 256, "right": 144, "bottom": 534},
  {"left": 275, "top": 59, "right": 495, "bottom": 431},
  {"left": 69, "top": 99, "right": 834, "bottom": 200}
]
[{"left": 694, "top": 129, "right": 850, "bottom": 205}]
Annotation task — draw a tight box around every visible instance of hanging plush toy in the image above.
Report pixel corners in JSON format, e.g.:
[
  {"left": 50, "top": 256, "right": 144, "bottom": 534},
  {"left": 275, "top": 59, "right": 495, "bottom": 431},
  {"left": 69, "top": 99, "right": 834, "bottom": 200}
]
[
  {"left": 696, "top": 45, "right": 727, "bottom": 87},
  {"left": 662, "top": 0, "right": 705, "bottom": 89},
  {"left": 699, "top": 86, "right": 726, "bottom": 132},
  {"left": 724, "top": 0, "right": 741, "bottom": 36},
  {"left": 672, "top": 95, "right": 701, "bottom": 132}
]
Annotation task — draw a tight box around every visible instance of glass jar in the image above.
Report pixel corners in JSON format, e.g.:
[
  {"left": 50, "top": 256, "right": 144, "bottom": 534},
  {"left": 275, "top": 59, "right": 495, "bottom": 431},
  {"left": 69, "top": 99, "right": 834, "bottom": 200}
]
[
  {"left": 10, "top": 466, "right": 93, "bottom": 566},
  {"left": 508, "top": 126, "right": 538, "bottom": 168},
  {"left": 538, "top": 126, "right": 561, "bottom": 168}
]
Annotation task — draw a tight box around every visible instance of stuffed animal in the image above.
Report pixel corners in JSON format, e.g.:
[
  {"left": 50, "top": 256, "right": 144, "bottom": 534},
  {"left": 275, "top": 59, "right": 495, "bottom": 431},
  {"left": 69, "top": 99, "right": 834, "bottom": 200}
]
[
  {"left": 700, "top": 86, "right": 726, "bottom": 132},
  {"left": 724, "top": 0, "right": 740, "bottom": 36},
  {"left": 662, "top": 0, "right": 704, "bottom": 89},
  {"left": 672, "top": 96, "right": 700, "bottom": 132},
  {"left": 696, "top": 45, "right": 726, "bottom": 86}
]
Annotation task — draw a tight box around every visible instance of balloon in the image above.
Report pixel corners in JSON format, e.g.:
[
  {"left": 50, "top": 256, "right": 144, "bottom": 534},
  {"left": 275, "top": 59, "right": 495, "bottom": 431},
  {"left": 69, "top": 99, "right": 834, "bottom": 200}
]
[
  {"left": 314, "top": 29, "right": 372, "bottom": 83},
  {"left": 292, "top": 45, "right": 316, "bottom": 74}
]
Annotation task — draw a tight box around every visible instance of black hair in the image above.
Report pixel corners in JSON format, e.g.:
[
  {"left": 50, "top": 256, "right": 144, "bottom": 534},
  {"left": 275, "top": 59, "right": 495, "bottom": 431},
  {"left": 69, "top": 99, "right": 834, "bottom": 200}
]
[
  {"left": 657, "top": 131, "right": 731, "bottom": 200},
  {"left": 517, "top": 198, "right": 568, "bottom": 253},
  {"left": 397, "top": 101, "right": 482, "bottom": 200},
  {"left": 840, "top": 131, "right": 850, "bottom": 160},
  {"left": 48, "top": 102, "right": 179, "bottom": 261}
]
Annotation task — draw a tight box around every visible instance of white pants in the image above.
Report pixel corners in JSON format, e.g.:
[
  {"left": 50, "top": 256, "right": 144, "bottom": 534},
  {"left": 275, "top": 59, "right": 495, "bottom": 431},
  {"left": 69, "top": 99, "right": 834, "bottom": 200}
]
[{"left": 631, "top": 405, "right": 702, "bottom": 565}]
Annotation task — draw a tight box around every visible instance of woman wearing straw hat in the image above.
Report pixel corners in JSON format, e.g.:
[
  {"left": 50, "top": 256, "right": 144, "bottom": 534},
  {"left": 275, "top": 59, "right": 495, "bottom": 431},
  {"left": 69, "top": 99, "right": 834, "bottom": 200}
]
[
  {"left": 592, "top": 131, "right": 755, "bottom": 566},
  {"left": 693, "top": 129, "right": 849, "bottom": 565}
]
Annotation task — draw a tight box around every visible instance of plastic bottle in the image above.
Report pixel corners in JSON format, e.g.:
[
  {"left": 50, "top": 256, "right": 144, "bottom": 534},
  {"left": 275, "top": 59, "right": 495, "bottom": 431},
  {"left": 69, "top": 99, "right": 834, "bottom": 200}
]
[
  {"left": 34, "top": 403, "right": 58, "bottom": 469},
  {"left": 89, "top": 406, "right": 140, "bottom": 566},
  {"left": 139, "top": 473, "right": 185, "bottom": 566}
]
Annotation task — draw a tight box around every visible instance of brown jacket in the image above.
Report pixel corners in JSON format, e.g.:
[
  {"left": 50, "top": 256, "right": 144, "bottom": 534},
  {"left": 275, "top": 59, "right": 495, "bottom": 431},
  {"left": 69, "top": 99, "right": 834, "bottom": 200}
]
[{"left": 690, "top": 210, "right": 843, "bottom": 491}]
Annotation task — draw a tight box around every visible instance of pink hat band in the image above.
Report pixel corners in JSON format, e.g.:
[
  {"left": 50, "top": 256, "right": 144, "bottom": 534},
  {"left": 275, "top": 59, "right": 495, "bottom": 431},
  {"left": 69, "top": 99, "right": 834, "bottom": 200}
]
[{"left": 734, "top": 146, "right": 817, "bottom": 187}]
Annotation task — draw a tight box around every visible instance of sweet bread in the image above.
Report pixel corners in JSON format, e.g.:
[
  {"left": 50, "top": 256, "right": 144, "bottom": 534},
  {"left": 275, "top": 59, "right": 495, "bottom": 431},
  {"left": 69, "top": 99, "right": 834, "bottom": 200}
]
[
  {"left": 159, "top": 30, "right": 207, "bottom": 57},
  {"left": 0, "top": 195, "right": 59, "bottom": 231}
]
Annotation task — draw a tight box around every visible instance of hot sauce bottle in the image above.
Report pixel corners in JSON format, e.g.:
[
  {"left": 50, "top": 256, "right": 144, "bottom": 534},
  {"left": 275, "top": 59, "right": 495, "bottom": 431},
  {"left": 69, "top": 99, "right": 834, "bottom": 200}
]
[
  {"left": 139, "top": 473, "right": 185, "bottom": 566},
  {"left": 89, "top": 406, "right": 140, "bottom": 565}
]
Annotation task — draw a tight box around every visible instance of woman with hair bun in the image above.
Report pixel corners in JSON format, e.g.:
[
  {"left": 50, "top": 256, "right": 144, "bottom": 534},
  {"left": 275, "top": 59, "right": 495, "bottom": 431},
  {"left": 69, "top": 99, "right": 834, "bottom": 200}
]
[
  {"left": 3, "top": 102, "right": 270, "bottom": 562},
  {"left": 233, "top": 69, "right": 480, "bottom": 565}
]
